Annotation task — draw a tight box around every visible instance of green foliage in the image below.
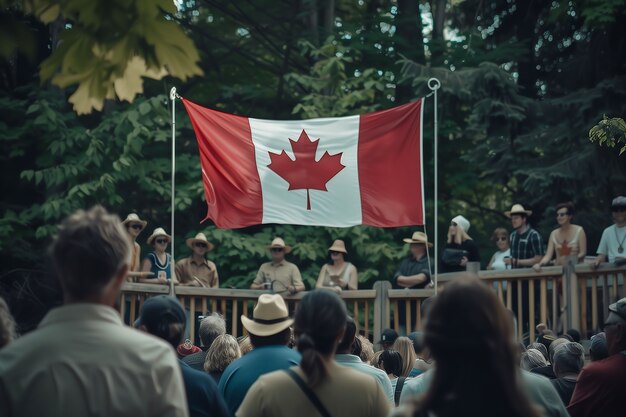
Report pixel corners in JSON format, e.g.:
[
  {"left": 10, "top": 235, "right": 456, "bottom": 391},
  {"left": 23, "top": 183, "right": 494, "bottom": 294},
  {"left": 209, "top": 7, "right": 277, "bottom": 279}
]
[{"left": 589, "top": 115, "right": 626, "bottom": 155}]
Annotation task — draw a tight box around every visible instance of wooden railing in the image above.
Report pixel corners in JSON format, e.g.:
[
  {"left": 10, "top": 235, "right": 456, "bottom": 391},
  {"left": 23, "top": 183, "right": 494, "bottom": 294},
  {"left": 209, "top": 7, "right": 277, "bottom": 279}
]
[{"left": 119, "top": 262, "right": 625, "bottom": 345}]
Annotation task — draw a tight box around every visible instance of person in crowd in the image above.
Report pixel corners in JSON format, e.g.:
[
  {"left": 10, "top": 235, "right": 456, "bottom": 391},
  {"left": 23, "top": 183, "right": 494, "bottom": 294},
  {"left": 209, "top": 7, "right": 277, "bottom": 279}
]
[
  {"left": 393, "top": 336, "right": 417, "bottom": 378},
  {"left": 592, "top": 195, "right": 626, "bottom": 267},
  {"left": 0, "top": 206, "right": 187, "bottom": 417},
  {"left": 568, "top": 298, "right": 626, "bottom": 417},
  {"left": 589, "top": 332, "right": 608, "bottom": 361},
  {"left": 504, "top": 204, "right": 544, "bottom": 268},
  {"left": 441, "top": 215, "right": 481, "bottom": 272},
  {"left": 0, "top": 297, "right": 16, "bottom": 349},
  {"left": 204, "top": 334, "right": 241, "bottom": 384},
  {"left": 218, "top": 294, "right": 300, "bottom": 415},
  {"left": 357, "top": 335, "right": 375, "bottom": 363},
  {"left": 237, "top": 290, "right": 390, "bottom": 417},
  {"left": 566, "top": 328, "right": 581, "bottom": 343},
  {"left": 238, "top": 336, "right": 253, "bottom": 355},
  {"left": 177, "top": 338, "right": 202, "bottom": 358},
  {"left": 531, "top": 337, "right": 569, "bottom": 379},
  {"left": 315, "top": 239, "right": 358, "bottom": 292},
  {"left": 335, "top": 316, "right": 394, "bottom": 404},
  {"left": 408, "top": 331, "right": 433, "bottom": 377},
  {"left": 371, "top": 350, "right": 383, "bottom": 367},
  {"left": 394, "top": 277, "right": 542, "bottom": 417},
  {"left": 136, "top": 295, "right": 228, "bottom": 417},
  {"left": 140, "top": 227, "right": 178, "bottom": 284},
  {"left": 183, "top": 313, "right": 227, "bottom": 371},
  {"left": 378, "top": 350, "right": 405, "bottom": 406},
  {"left": 487, "top": 227, "right": 511, "bottom": 270},
  {"left": 527, "top": 342, "right": 550, "bottom": 362},
  {"left": 551, "top": 342, "right": 584, "bottom": 406},
  {"left": 533, "top": 202, "right": 587, "bottom": 271},
  {"left": 520, "top": 348, "right": 549, "bottom": 371},
  {"left": 176, "top": 232, "right": 219, "bottom": 288},
  {"left": 250, "top": 238, "right": 304, "bottom": 294},
  {"left": 379, "top": 328, "right": 399, "bottom": 350},
  {"left": 121, "top": 213, "right": 150, "bottom": 281}
]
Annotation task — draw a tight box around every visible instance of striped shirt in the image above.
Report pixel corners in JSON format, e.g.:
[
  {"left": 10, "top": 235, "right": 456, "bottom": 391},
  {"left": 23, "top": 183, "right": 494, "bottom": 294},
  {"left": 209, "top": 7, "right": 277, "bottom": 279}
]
[{"left": 510, "top": 227, "right": 544, "bottom": 268}]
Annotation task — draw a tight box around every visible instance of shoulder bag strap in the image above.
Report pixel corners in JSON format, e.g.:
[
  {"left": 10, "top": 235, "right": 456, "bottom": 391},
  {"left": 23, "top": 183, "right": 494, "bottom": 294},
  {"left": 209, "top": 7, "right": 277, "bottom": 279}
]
[
  {"left": 285, "top": 368, "right": 333, "bottom": 417},
  {"left": 394, "top": 376, "right": 406, "bottom": 406}
]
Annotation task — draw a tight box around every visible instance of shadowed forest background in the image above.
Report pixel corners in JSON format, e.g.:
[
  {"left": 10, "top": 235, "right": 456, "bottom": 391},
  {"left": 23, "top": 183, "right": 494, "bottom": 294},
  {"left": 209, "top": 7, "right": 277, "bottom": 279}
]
[{"left": 1, "top": 0, "right": 625, "bottom": 330}]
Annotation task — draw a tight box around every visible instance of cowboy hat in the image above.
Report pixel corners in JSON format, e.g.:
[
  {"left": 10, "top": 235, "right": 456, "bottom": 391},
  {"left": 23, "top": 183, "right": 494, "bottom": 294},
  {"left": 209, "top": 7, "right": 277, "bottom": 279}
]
[
  {"left": 186, "top": 232, "right": 214, "bottom": 251},
  {"left": 328, "top": 239, "right": 347, "bottom": 254},
  {"left": 122, "top": 213, "right": 147, "bottom": 230},
  {"left": 147, "top": 227, "right": 171, "bottom": 245},
  {"left": 403, "top": 231, "right": 433, "bottom": 247},
  {"left": 267, "top": 237, "right": 292, "bottom": 254},
  {"left": 241, "top": 294, "right": 294, "bottom": 336},
  {"left": 504, "top": 204, "right": 533, "bottom": 218}
]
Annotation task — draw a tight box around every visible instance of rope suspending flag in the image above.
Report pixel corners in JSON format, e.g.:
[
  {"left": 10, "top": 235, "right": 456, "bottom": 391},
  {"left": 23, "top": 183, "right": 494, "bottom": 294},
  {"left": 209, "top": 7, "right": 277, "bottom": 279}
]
[{"left": 182, "top": 99, "right": 425, "bottom": 229}]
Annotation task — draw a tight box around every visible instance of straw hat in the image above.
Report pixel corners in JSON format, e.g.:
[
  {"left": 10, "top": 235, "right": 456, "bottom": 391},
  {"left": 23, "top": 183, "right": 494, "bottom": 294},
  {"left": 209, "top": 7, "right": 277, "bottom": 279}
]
[
  {"left": 403, "top": 231, "right": 433, "bottom": 247},
  {"left": 328, "top": 239, "right": 347, "bottom": 254},
  {"left": 122, "top": 213, "right": 147, "bottom": 230},
  {"left": 241, "top": 294, "right": 294, "bottom": 336},
  {"left": 504, "top": 204, "right": 533, "bottom": 218},
  {"left": 186, "top": 232, "right": 214, "bottom": 251},
  {"left": 147, "top": 227, "right": 171, "bottom": 245},
  {"left": 267, "top": 237, "right": 291, "bottom": 254}
]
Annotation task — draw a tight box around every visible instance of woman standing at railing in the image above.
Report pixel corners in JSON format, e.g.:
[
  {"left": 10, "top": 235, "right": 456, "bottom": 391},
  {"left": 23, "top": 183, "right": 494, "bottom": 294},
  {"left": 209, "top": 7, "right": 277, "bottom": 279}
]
[
  {"left": 140, "top": 227, "right": 178, "bottom": 285},
  {"left": 533, "top": 202, "right": 587, "bottom": 271},
  {"left": 441, "top": 215, "right": 481, "bottom": 272},
  {"left": 487, "top": 227, "right": 511, "bottom": 270},
  {"left": 315, "top": 239, "right": 358, "bottom": 292}
]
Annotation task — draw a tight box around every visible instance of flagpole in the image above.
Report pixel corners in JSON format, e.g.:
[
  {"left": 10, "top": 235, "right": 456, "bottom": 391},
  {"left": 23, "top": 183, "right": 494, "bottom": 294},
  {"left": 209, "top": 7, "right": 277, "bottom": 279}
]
[
  {"left": 169, "top": 87, "right": 180, "bottom": 295},
  {"left": 427, "top": 78, "right": 441, "bottom": 294}
]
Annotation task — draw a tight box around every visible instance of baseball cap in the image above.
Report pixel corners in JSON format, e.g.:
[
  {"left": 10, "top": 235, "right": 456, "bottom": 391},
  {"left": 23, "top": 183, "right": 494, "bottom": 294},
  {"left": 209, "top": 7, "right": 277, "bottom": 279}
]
[
  {"left": 379, "top": 328, "right": 398, "bottom": 344},
  {"left": 136, "top": 295, "right": 186, "bottom": 336}
]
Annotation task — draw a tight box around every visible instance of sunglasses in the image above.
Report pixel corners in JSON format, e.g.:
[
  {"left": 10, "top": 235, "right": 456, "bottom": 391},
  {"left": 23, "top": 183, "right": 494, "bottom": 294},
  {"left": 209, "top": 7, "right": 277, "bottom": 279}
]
[
  {"left": 271, "top": 248, "right": 283, "bottom": 253},
  {"left": 330, "top": 251, "right": 342, "bottom": 256},
  {"left": 496, "top": 237, "right": 508, "bottom": 242},
  {"left": 155, "top": 239, "right": 168, "bottom": 245},
  {"left": 194, "top": 242, "right": 208, "bottom": 248},
  {"left": 129, "top": 224, "right": 143, "bottom": 230},
  {"left": 612, "top": 207, "right": 626, "bottom": 212},
  {"left": 556, "top": 212, "right": 570, "bottom": 217}
]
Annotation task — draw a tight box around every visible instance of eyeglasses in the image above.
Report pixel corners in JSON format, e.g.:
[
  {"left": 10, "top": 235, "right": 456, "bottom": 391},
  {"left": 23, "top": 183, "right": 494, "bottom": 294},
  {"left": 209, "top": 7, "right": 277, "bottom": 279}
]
[
  {"left": 129, "top": 224, "right": 143, "bottom": 230},
  {"left": 194, "top": 243, "right": 208, "bottom": 248},
  {"left": 155, "top": 239, "right": 168, "bottom": 245},
  {"left": 271, "top": 248, "right": 283, "bottom": 253},
  {"left": 556, "top": 212, "right": 570, "bottom": 217},
  {"left": 612, "top": 207, "right": 626, "bottom": 212}
]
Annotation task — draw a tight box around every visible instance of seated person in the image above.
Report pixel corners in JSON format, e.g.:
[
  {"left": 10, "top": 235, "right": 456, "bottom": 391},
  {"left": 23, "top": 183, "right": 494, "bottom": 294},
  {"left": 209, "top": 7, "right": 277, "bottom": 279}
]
[{"left": 315, "top": 239, "right": 357, "bottom": 292}]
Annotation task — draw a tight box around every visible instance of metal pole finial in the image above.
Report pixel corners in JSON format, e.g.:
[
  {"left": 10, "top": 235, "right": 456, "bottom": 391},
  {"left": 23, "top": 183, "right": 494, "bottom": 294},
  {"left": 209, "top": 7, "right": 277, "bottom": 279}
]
[
  {"left": 427, "top": 78, "right": 441, "bottom": 91},
  {"left": 169, "top": 87, "right": 180, "bottom": 101}
]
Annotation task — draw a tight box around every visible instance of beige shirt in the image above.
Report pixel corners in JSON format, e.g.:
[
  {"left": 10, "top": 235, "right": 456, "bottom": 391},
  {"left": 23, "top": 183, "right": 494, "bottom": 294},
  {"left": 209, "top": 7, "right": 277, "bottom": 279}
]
[
  {"left": 175, "top": 256, "right": 219, "bottom": 287},
  {"left": 254, "top": 260, "right": 303, "bottom": 291},
  {"left": 0, "top": 303, "right": 188, "bottom": 417},
  {"left": 236, "top": 362, "right": 390, "bottom": 417},
  {"left": 316, "top": 263, "right": 358, "bottom": 290}
]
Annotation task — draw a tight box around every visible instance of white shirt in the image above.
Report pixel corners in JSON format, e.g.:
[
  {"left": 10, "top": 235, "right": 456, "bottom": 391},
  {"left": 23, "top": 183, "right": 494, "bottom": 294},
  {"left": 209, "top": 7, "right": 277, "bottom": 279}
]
[
  {"left": 0, "top": 303, "right": 188, "bottom": 417},
  {"left": 597, "top": 224, "right": 626, "bottom": 262},
  {"left": 491, "top": 249, "right": 511, "bottom": 271}
]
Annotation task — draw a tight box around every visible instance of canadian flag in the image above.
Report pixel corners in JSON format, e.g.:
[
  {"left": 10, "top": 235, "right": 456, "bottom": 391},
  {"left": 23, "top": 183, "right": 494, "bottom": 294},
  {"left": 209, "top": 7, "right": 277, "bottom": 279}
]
[{"left": 182, "top": 99, "right": 424, "bottom": 228}]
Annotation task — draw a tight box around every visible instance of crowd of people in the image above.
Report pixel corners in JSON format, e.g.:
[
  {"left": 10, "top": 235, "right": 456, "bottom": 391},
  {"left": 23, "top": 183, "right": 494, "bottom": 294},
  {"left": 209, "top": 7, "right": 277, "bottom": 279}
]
[{"left": 0, "top": 201, "right": 625, "bottom": 416}]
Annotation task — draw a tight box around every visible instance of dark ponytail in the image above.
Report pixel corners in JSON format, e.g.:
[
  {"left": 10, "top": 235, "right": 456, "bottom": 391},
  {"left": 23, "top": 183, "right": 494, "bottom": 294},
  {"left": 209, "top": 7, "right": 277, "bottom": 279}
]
[{"left": 295, "top": 290, "right": 347, "bottom": 387}]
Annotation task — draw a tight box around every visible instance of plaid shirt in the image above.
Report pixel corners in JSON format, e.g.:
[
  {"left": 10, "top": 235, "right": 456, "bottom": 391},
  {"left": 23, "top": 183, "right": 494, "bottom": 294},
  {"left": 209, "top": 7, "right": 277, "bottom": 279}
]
[{"left": 510, "top": 226, "right": 544, "bottom": 268}]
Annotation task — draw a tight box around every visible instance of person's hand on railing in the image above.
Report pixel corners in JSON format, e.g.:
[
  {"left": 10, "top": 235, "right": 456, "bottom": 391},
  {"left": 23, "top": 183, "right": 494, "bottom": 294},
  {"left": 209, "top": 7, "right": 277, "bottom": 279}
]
[{"left": 532, "top": 263, "right": 542, "bottom": 272}]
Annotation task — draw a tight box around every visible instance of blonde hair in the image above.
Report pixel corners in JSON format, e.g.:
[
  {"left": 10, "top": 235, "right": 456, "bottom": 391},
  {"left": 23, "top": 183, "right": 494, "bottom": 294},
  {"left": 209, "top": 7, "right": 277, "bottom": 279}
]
[
  {"left": 204, "top": 334, "right": 241, "bottom": 372},
  {"left": 358, "top": 335, "right": 375, "bottom": 363},
  {"left": 370, "top": 350, "right": 383, "bottom": 368},
  {"left": 393, "top": 336, "right": 417, "bottom": 377},
  {"left": 447, "top": 226, "right": 472, "bottom": 245},
  {"left": 238, "top": 335, "right": 253, "bottom": 355}
]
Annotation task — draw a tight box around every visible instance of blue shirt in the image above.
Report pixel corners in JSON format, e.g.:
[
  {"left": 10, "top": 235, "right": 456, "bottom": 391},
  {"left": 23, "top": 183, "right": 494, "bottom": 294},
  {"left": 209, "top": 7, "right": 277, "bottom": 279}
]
[
  {"left": 218, "top": 345, "right": 300, "bottom": 416},
  {"left": 179, "top": 361, "right": 229, "bottom": 417},
  {"left": 146, "top": 252, "right": 172, "bottom": 280},
  {"left": 335, "top": 353, "right": 394, "bottom": 404}
]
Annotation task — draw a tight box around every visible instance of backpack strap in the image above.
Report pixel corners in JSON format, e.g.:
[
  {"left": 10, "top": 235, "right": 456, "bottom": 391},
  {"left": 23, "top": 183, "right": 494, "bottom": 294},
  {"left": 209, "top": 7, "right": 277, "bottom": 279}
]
[
  {"left": 285, "top": 368, "right": 333, "bottom": 417},
  {"left": 394, "top": 376, "right": 407, "bottom": 406}
]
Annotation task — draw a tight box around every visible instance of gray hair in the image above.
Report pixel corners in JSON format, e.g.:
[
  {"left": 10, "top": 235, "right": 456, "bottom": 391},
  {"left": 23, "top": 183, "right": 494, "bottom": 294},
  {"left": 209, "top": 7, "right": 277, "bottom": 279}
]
[
  {"left": 0, "top": 297, "right": 16, "bottom": 348},
  {"left": 199, "top": 313, "right": 226, "bottom": 348},
  {"left": 552, "top": 342, "right": 584, "bottom": 376},
  {"left": 520, "top": 348, "right": 548, "bottom": 371},
  {"left": 204, "top": 334, "right": 241, "bottom": 372},
  {"left": 51, "top": 206, "right": 131, "bottom": 299},
  {"left": 548, "top": 337, "right": 570, "bottom": 363},
  {"left": 527, "top": 342, "right": 549, "bottom": 361}
]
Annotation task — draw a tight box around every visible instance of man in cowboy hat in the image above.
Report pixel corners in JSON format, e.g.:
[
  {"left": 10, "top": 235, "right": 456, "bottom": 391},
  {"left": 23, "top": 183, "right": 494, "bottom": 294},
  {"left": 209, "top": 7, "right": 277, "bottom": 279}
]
[
  {"left": 121, "top": 213, "right": 149, "bottom": 281},
  {"left": 251, "top": 237, "right": 304, "bottom": 294},
  {"left": 503, "top": 204, "right": 544, "bottom": 269},
  {"left": 0, "top": 206, "right": 188, "bottom": 417},
  {"left": 176, "top": 232, "right": 220, "bottom": 288},
  {"left": 393, "top": 231, "right": 433, "bottom": 289},
  {"left": 218, "top": 294, "right": 300, "bottom": 415},
  {"left": 592, "top": 196, "right": 626, "bottom": 268}
]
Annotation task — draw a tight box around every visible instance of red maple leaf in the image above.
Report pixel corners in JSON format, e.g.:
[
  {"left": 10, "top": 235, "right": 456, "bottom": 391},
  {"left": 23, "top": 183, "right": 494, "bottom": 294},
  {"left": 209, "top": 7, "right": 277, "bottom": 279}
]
[{"left": 268, "top": 129, "right": 345, "bottom": 210}]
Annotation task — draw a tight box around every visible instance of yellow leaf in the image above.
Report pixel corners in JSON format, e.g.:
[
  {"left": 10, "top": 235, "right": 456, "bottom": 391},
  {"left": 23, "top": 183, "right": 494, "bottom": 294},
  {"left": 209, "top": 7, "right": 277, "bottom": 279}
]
[
  {"left": 113, "top": 56, "right": 165, "bottom": 102},
  {"left": 68, "top": 80, "right": 105, "bottom": 115}
]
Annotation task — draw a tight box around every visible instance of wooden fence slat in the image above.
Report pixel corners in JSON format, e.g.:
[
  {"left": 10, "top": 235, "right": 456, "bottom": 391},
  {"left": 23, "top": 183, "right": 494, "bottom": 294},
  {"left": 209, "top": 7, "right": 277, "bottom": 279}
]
[
  {"left": 405, "top": 300, "right": 411, "bottom": 333},
  {"left": 591, "top": 277, "right": 598, "bottom": 331},
  {"left": 579, "top": 277, "right": 587, "bottom": 336},
  {"left": 540, "top": 280, "right": 547, "bottom": 325},
  {"left": 416, "top": 300, "right": 422, "bottom": 331},
  {"left": 364, "top": 302, "right": 369, "bottom": 339},
  {"left": 232, "top": 300, "right": 238, "bottom": 336},
  {"left": 353, "top": 301, "right": 359, "bottom": 332},
  {"left": 393, "top": 301, "right": 399, "bottom": 333},
  {"left": 529, "top": 279, "right": 535, "bottom": 343},
  {"left": 202, "top": 298, "right": 207, "bottom": 316},
  {"left": 517, "top": 280, "right": 523, "bottom": 341},
  {"left": 506, "top": 281, "right": 512, "bottom": 310},
  {"left": 189, "top": 297, "right": 196, "bottom": 343}
]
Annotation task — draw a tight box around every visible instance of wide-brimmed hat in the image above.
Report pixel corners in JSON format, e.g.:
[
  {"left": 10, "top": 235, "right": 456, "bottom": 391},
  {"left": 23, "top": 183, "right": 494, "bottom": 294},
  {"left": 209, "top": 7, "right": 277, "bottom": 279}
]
[
  {"left": 451, "top": 215, "right": 470, "bottom": 233},
  {"left": 608, "top": 297, "right": 626, "bottom": 321},
  {"left": 147, "top": 227, "right": 171, "bottom": 245},
  {"left": 267, "top": 237, "right": 291, "bottom": 254},
  {"left": 403, "top": 231, "right": 433, "bottom": 247},
  {"left": 241, "top": 294, "right": 294, "bottom": 336},
  {"left": 504, "top": 204, "right": 533, "bottom": 218},
  {"left": 186, "top": 232, "right": 214, "bottom": 251},
  {"left": 328, "top": 239, "right": 347, "bottom": 254},
  {"left": 122, "top": 213, "right": 147, "bottom": 231}
]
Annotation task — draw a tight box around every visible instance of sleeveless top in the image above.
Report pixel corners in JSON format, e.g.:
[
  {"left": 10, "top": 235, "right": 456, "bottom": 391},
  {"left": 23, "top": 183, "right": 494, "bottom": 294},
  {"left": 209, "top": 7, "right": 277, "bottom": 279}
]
[
  {"left": 491, "top": 249, "right": 511, "bottom": 270},
  {"left": 147, "top": 252, "right": 172, "bottom": 280},
  {"left": 553, "top": 226, "right": 583, "bottom": 263},
  {"left": 320, "top": 263, "right": 353, "bottom": 289}
]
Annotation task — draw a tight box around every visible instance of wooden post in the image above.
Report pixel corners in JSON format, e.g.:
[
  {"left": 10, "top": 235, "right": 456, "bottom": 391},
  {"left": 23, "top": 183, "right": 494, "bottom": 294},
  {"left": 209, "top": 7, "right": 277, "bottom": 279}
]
[{"left": 373, "top": 281, "right": 390, "bottom": 347}]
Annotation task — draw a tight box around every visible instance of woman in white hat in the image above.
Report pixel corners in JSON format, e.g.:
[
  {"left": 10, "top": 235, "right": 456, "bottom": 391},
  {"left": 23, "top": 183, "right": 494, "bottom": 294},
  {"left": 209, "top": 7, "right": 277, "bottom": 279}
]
[
  {"left": 140, "top": 227, "right": 178, "bottom": 284},
  {"left": 441, "top": 215, "right": 480, "bottom": 273},
  {"left": 315, "top": 239, "right": 358, "bottom": 292},
  {"left": 121, "top": 213, "right": 148, "bottom": 281}
]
